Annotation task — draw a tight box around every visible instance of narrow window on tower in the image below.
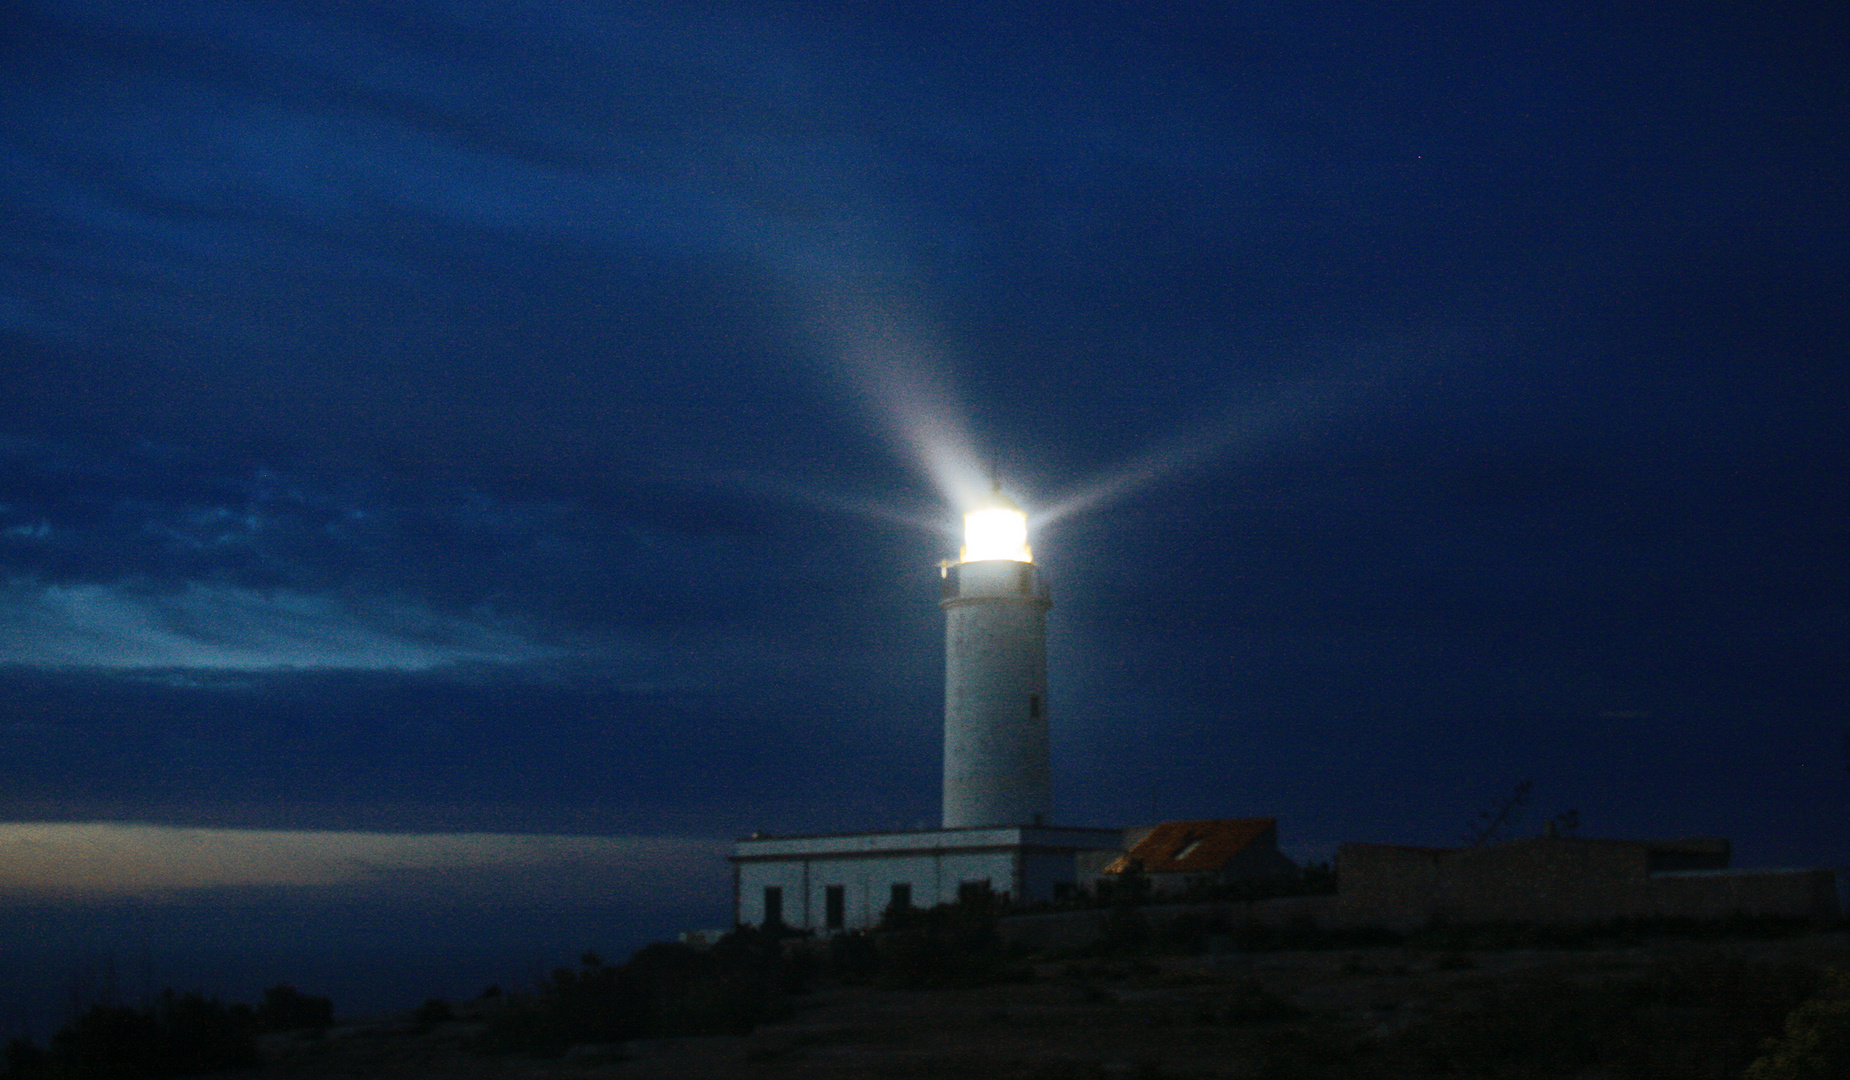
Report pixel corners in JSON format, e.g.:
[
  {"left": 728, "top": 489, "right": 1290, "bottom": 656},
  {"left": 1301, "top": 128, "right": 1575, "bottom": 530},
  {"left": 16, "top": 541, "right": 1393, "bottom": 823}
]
[
  {"left": 825, "top": 885, "right": 845, "bottom": 930},
  {"left": 889, "top": 882, "right": 912, "bottom": 912},
  {"left": 763, "top": 886, "right": 783, "bottom": 927},
  {"left": 1029, "top": 694, "right": 1041, "bottom": 719}
]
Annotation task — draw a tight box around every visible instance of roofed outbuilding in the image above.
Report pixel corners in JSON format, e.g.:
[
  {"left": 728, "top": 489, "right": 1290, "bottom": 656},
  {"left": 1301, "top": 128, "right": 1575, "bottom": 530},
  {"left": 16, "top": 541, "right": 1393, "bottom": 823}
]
[{"left": 1089, "top": 817, "right": 1299, "bottom": 894}]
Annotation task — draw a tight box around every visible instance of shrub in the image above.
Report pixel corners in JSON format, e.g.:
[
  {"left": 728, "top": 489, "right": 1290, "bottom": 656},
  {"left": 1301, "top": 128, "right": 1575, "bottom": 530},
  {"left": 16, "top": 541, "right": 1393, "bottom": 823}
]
[
  {"left": 479, "top": 930, "right": 803, "bottom": 1055},
  {"left": 412, "top": 998, "right": 454, "bottom": 1027},
  {"left": 1379, "top": 955, "right": 1820, "bottom": 1080},
  {"left": 1209, "top": 978, "right": 1304, "bottom": 1024},
  {"left": 827, "top": 931, "right": 881, "bottom": 981},
  {"left": 1745, "top": 968, "right": 1850, "bottom": 1080},
  {"left": 4, "top": 1037, "right": 47, "bottom": 1077},
  {"left": 255, "top": 983, "right": 333, "bottom": 1032},
  {"left": 41, "top": 991, "right": 261, "bottom": 1078},
  {"left": 869, "top": 887, "right": 1034, "bottom": 989}
]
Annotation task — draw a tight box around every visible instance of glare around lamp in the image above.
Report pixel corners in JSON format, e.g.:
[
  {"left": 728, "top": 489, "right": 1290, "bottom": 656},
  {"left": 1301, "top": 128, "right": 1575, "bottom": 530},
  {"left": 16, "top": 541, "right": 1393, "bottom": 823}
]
[{"left": 960, "top": 488, "right": 1032, "bottom": 563}]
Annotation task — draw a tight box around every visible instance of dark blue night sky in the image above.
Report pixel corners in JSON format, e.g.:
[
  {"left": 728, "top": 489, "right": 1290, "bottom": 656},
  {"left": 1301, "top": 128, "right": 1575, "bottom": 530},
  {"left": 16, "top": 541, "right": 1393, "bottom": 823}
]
[{"left": 1, "top": 0, "right": 1845, "bottom": 1026}]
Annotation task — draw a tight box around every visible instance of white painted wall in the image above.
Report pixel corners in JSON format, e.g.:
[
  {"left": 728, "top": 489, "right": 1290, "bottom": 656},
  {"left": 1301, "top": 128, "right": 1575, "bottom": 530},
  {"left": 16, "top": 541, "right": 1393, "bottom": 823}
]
[
  {"left": 941, "top": 559, "right": 1051, "bottom": 828},
  {"left": 733, "top": 827, "right": 1120, "bottom": 933}
]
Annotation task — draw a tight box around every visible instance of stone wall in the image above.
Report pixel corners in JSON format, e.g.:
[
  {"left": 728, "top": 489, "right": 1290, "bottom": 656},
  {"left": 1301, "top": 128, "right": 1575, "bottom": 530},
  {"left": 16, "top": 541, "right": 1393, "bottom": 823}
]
[
  {"left": 998, "top": 895, "right": 1340, "bottom": 951},
  {"left": 1649, "top": 868, "right": 1841, "bottom": 923},
  {"left": 1333, "top": 836, "right": 1836, "bottom": 931},
  {"left": 997, "top": 836, "right": 1838, "bottom": 948}
]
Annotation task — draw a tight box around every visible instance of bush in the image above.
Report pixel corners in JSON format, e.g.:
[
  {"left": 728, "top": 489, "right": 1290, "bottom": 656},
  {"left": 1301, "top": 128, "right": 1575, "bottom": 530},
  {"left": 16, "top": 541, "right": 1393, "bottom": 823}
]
[
  {"left": 827, "top": 931, "right": 881, "bottom": 981},
  {"left": 4, "top": 1037, "right": 47, "bottom": 1077},
  {"left": 255, "top": 983, "right": 333, "bottom": 1032},
  {"left": 1101, "top": 904, "right": 1151, "bottom": 954},
  {"left": 1404, "top": 915, "right": 1819, "bottom": 953},
  {"left": 1205, "top": 978, "right": 1304, "bottom": 1024},
  {"left": 3, "top": 981, "right": 334, "bottom": 1078},
  {"left": 869, "top": 887, "right": 1035, "bottom": 989},
  {"left": 1380, "top": 955, "right": 1820, "bottom": 1080},
  {"left": 412, "top": 998, "right": 454, "bottom": 1027},
  {"left": 35, "top": 991, "right": 261, "bottom": 1078},
  {"left": 478, "top": 930, "right": 805, "bottom": 1055},
  {"left": 1746, "top": 968, "right": 1850, "bottom": 1080},
  {"left": 1214, "top": 917, "right": 1398, "bottom": 954}
]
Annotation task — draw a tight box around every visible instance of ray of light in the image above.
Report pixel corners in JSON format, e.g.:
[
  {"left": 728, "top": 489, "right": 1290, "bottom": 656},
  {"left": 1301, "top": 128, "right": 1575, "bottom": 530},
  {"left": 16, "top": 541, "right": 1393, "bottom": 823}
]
[
  {"left": 1035, "top": 348, "right": 1417, "bottom": 530},
  {"left": 718, "top": 469, "right": 956, "bottom": 540},
  {"left": 756, "top": 215, "right": 1434, "bottom": 542},
  {"left": 814, "top": 296, "right": 994, "bottom": 512}
]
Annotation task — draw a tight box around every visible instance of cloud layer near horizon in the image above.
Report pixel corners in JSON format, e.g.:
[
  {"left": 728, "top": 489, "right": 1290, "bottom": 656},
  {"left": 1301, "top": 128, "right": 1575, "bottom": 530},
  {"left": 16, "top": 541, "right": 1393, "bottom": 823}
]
[{"left": 0, "top": 822, "right": 725, "bottom": 905}]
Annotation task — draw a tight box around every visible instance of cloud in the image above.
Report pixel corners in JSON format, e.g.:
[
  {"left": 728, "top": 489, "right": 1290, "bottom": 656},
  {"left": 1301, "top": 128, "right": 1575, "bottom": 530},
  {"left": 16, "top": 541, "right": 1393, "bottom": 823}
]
[
  {"left": 0, "top": 822, "right": 726, "bottom": 905},
  {"left": 0, "top": 579, "right": 554, "bottom": 672}
]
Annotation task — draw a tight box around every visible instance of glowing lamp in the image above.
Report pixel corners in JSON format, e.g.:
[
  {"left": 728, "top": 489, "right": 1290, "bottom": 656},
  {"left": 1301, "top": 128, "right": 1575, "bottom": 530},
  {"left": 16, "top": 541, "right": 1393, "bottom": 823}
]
[{"left": 960, "top": 488, "right": 1032, "bottom": 564}]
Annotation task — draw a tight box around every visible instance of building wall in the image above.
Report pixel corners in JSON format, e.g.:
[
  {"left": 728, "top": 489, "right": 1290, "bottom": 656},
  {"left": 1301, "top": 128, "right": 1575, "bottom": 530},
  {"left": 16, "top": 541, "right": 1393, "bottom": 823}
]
[
  {"left": 755, "top": 833, "right": 1839, "bottom": 946},
  {"left": 997, "top": 867, "right": 1840, "bottom": 950},
  {"left": 1649, "top": 869, "right": 1841, "bottom": 923},
  {"left": 733, "top": 826, "right": 1120, "bottom": 933},
  {"left": 1331, "top": 844, "right": 1446, "bottom": 928},
  {"left": 736, "top": 849, "right": 1021, "bottom": 932},
  {"left": 1023, "top": 849, "right": 1085, "bottom": 903},
  {"left": 1335, "top": 836, "right": 1836, "bottom": 930},
  {"left": 1075, "top": 847, "right": 1120, "bottom": 890}
]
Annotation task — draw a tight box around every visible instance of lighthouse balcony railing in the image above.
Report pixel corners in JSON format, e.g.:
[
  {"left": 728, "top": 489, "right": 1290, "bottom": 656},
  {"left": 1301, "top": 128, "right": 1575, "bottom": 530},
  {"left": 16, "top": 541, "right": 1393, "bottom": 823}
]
[{"left": 941, "top": 560, "right": 1049, "bottom": 601}]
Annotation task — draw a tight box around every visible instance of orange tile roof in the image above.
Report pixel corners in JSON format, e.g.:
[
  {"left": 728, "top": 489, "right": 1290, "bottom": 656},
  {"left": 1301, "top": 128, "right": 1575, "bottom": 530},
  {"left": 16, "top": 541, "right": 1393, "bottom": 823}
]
[{"left": 1103, "top": 818, "right": 1276, "bottom": 875}]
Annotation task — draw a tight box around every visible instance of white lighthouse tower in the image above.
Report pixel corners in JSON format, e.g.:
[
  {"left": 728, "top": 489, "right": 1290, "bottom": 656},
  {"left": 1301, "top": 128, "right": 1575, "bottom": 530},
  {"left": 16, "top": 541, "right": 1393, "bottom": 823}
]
[{"left": 940, "top": 485, "right": 1051, "bottom": 827}]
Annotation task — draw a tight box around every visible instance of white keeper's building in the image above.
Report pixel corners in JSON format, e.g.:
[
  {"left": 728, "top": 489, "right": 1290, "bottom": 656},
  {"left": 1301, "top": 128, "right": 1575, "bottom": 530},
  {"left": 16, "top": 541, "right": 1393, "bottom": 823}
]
[{"left": 731, "top": 486, "right": 1119, "bottom": 933}]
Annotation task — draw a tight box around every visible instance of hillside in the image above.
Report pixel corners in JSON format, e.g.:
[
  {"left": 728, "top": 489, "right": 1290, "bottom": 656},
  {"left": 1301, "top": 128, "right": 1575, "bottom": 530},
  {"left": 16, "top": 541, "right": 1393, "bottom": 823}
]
[{"left": 243, "top": 931, "right": 1850, "bottom": 1079}]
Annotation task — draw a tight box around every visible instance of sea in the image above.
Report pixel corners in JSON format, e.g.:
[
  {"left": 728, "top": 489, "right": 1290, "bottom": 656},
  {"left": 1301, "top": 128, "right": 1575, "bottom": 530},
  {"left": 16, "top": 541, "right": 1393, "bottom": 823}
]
[{"left": 0, "top": 895, "right": 731, "bottom": 1046}]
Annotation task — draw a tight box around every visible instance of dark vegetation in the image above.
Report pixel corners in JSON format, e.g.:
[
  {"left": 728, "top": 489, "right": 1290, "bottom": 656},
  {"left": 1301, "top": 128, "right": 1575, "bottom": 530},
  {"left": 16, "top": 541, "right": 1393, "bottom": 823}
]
[
  {"left": 463, "top": 909, "right": 1847, "bottom": 1078},
  {"left": 465, "top": 882, "right": 1849, "bottom": 1078},
  {"left": 474, "top": 888, "right": 1032, "bottom": 1055},
  {"left": 476, "top": 928, "right": 806, "bottom": 1055},
  {"left": 6, "top": 898, "right": 1846, "bottom": 1077},
  {"left": 1747, "top": 967, "right": 1850, "bottom": 1080},
  {"left": 1144, "top": 910, "right": 1827, "bottom": 959},
  {"left": 1360, "top": 956, "right": 1828, "bottom": 1080},
  {"left": 4, "top": 984, "right": 331, "bottom": 1079}
]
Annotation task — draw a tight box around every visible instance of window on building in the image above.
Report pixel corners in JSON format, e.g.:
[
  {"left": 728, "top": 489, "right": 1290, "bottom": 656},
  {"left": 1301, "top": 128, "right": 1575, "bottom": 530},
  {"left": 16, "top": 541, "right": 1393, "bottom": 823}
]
[
  {"left": 958, "top": 879, "right": 993, "bottom": 906},
  {"left": 889, "top": 882, "right": 912, "bottom": 911},
  {"left": 763, "top": 886, "right": 783, "bottom": 926},
  {"left": 825, "top": 885, "right": 845, "bottom": 930},
  {"left": 1029, "top": 694, "right": 1041, "bottom": 719}
]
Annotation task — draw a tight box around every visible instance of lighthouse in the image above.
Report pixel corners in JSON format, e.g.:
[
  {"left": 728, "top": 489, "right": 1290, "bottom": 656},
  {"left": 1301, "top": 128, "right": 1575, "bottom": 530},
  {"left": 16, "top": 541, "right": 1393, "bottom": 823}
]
[
  {"left": 940, "top": 485, "right": 1051, "bottom": 827},
  {"left": 730, "top": 479, "right": 1119, "bottom": 933}
]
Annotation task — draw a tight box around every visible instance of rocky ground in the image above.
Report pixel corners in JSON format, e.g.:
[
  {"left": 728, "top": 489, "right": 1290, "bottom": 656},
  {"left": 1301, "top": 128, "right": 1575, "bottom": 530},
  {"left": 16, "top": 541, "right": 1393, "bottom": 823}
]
[{"left": 245, "top": 932, "right": 1850, "bottom": 1079}]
